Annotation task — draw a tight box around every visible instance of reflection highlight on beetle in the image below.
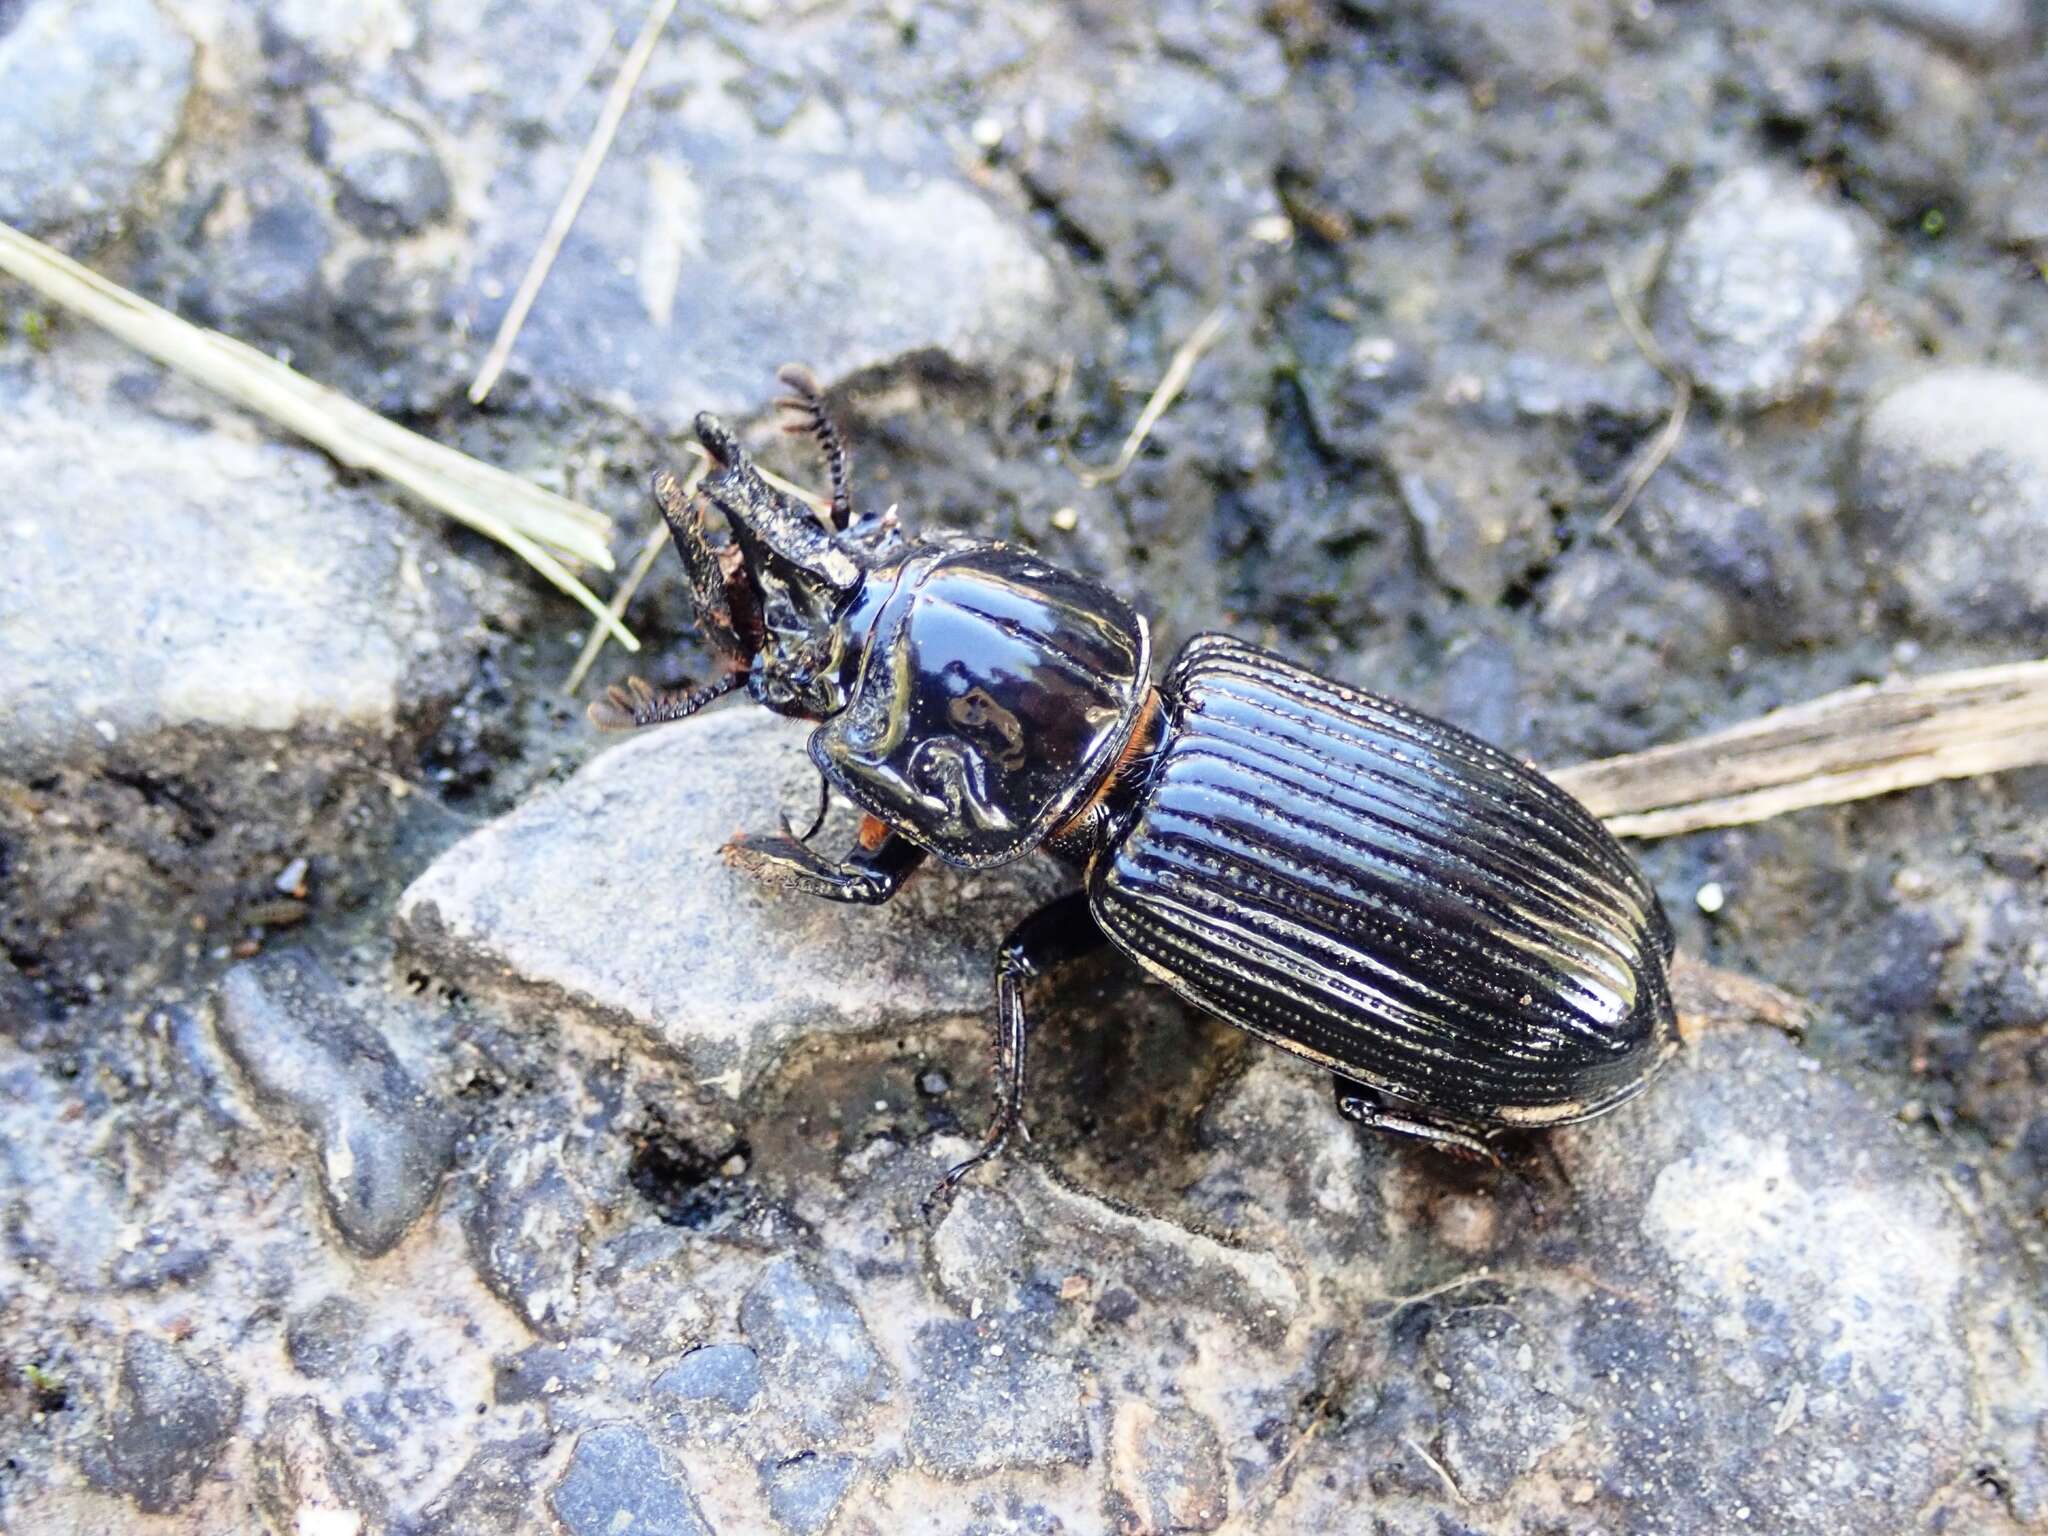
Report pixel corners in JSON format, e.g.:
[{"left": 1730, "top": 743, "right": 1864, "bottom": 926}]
[{"left": 592, "top": 366, "right": 1679, "bottom": 1208}]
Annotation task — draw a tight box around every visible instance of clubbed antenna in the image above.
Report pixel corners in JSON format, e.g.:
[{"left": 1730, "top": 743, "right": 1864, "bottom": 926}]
[
  {"left": 588, "top": 672, "right": 745, "bottom": 732},
  {"left": 774, "top": 363, "right": 853, "bottom": 530}
]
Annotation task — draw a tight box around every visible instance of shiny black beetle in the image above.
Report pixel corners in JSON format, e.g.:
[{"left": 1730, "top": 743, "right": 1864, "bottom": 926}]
[{"left": 594, "top": 367, "right": 1680, "bottom": 1199}]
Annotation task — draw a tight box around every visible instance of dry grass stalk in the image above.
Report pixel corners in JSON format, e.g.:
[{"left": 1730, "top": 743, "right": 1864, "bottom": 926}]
[
  {"left": 467, "top": 0, "right": 679, "bottom": 405},
  {"left": 0, "top": 219, "right": 638, "bottom": 649},
  {"left": 1065, "top": 302, "right": 1231, "bottom": 487},
  {"left": 563, "top": 458, "right": 710, "bottom": 691},
  {"left": 1599, "top": 260, "right": 1691, "bottom": 534},
  {"left": 1553, "top": 659, "right": 2048, "bottom": 838}
]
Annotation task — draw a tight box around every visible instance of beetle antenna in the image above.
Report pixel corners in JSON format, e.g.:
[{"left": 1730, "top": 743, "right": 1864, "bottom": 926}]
[
  {"left": 773, "top": 363, "right": 854, "bottom": 530},
  {"left": 587, "top": 672, "right": 745, "bottom": 731}
]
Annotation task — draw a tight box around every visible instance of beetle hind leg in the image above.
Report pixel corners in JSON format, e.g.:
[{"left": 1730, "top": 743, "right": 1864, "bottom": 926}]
[{"left": 1332, "top": 1077, "right": 1505, "bottom": 1168}]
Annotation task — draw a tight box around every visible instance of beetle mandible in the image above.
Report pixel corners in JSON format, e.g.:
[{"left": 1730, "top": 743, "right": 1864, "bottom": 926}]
[{"left": 593, "top": 366, "right": 1680, "bottom": 1203}]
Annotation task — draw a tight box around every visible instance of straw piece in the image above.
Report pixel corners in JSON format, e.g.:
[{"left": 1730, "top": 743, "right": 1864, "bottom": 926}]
[
  {"left": 1552, "top": 659, "right": 2048, "bottom": 839},
  {"left": 1599, "top": 261, "right": 1690, "bottom": 534},
  {"left": 1064, "top": 302, "right": 1230, "bottom": 488},
  {"left": 467, "top": 0, "right": 678, "bottom": 405},
  {"left": 0, "top": 221, "right": 638, "bottom": 649}
]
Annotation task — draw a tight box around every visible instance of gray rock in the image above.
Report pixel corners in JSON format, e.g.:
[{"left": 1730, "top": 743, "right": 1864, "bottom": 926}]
[
  {"left": 397, "top": 712, "right": 1055, "bottom": 1104},
  {"left": 456, "top": 119, "right": 1059, "bottom": 423},
  {"left": 1865, "top": 0, "right": 2032, "bottom": 56},
  {"left": 1427, "top": 1312, "right": 1578, "bottom": 1503},
  {"left": 1652, "top": 167, "right": 1868, "bottom": 408},
  {"left": 285, "top": 1295, "right": 367, "bottom": 1380},
  {"left": 1106, "top": 1400, "right": 1229, "bottom": 1534},
  {"left": 1551, "top": 1023, "right": 1981, "bottom": 1532},
  {"left": 1852, "top": 367, "right": 2048, "bottom": 640},
  {"left": 931, "top": 1166, "right": 1305, "bottom": 1347},
  {"left": 1350, "top": 0, "right": 1616, "bottom": 97},
  {"left": 759, "top": 1450, "right": 861, "bottom": 1536},
  {"left": 740, "top": 1256, "right": 892, "bottom": 1442},
  {"left": 547, "top": 1423, "right": 712, "bottom": 1536},
  {"left": 309, "top": 89, "right": 452, "bottom": 236},
  {"left": 492, "top": 1342, "right": 609, "bottom": 1407},
  {"left": 208, "top": 160, "right": 343, "bottom": 330},
  {"left": 88, "top": 1334, "right": 243, "bottom": 1515},
  {"left": 0, "top": 0, "right": 194, "bottom": 237},
  {"left": 464, "top": 1106, "right": 593, "bottom": 1338},
  {"left": 260, "top": 0, "right": 422, "bottom": 78},
  {"left": 108, "top": 1229, "right": 213, "bottom": 1292},
  {"left": 1393, "top": 458, "right": 1551, "bottom": 609},
  {"left": 0, "top": 341, "right": 469, "bottom": 778},
  {"left": 251, "top": 1396, "right": 388, "bottom": 1536},
  {"left": 412, "top": 1437, "right": 547, "bottom": 1536},
  {"left": 652, "top": 1342, "right": 763, "bottom": 1417},
  {"left": 908, "top": 1319, "right": 1090, "bottom": 1479},
  {"left": 215, "top": 954, "right": 458, "bottom": 1257},
  {"left": 1820, "top": 19, "right": 1983, "bottom": 227},
  {"left": 578, "top": 1225, "right": 716, "bottom": 1358}
]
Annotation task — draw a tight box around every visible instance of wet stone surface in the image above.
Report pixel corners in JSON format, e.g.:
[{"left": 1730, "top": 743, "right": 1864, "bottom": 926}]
[{"left": 3, "top": 0, "right": 2046, "bottom": 1530}]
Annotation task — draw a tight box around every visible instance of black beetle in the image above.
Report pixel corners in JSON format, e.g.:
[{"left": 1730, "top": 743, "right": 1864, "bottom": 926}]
[{"left": 593, "top": 366, "right": 1679, "bottom": 1200}]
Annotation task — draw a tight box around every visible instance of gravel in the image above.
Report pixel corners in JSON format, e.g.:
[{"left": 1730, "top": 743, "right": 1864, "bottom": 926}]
[
  {"left": 0, "top": 0, "right": 195, "bottom": 239},
  {"left": 1852, "top": 365, "right": 2048, "bottom": 640},
  {"left": 216, "top": 954, "right": 459, "bottom": 1256},
  {"left": 1652, "top": 166, "right": 1869, "bottom": 409}
]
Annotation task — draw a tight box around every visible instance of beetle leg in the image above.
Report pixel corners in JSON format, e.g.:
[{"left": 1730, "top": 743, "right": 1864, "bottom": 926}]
[
  {"left": 929, "top": 891, "right": 1107, "bottom": 1211},
  {"left": 722, "top": 826, "right": 925, "bottom": 905},
  {"left": 1332, "top": 1077, "right": 1505, "bottom": 1168},
  {"left": 588, "top": 672, "right": 745, "bottom": 731}
]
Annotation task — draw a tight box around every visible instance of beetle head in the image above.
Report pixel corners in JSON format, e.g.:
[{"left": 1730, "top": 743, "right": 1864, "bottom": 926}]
[{"left": 591, "top": 413, "right": 872, "bottom": 733}]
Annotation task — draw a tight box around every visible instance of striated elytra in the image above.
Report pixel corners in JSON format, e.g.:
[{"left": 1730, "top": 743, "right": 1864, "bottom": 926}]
[{"left": 592, "top": 367, "right": 1679, "bottom": 1203}]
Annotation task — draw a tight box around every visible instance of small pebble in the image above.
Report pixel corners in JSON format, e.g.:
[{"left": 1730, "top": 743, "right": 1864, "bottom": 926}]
[{"left": 1696, "top": 882, "right": 1726, "bottom": 915}]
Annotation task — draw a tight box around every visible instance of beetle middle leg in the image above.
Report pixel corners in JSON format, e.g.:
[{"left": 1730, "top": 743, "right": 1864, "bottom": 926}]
[
  {"left": 930, "top": 890, "right": 1107, "bottom": 1210},
  {"left": 1332, "top": 1077, "right": 1505, "bottom": 1168}
]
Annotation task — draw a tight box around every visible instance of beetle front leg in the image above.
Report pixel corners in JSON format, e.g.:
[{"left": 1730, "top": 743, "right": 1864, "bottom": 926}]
[
  {"left": 722, "top": 821, "right": 926, "bottom": 905},
  {"left": 655, "top": 466, "right": 760, "bottom": 662},
  {"left": 929, "top": 891, "right": 1106, "bottom": 1210}
]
